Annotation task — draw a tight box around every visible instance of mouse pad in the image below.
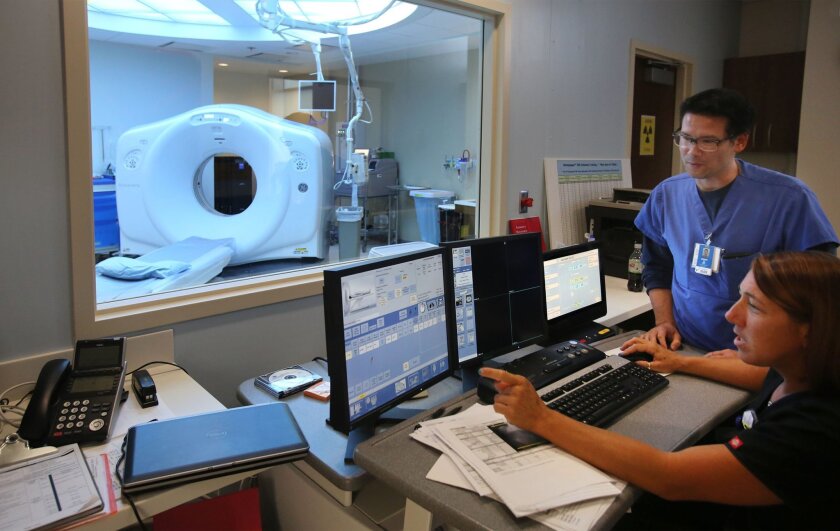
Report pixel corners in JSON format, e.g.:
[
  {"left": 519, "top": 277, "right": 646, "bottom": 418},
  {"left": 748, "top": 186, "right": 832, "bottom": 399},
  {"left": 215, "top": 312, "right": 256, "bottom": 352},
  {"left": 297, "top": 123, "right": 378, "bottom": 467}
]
[{"left": 489, "top": 422, "right": 548, "bottom": 451}]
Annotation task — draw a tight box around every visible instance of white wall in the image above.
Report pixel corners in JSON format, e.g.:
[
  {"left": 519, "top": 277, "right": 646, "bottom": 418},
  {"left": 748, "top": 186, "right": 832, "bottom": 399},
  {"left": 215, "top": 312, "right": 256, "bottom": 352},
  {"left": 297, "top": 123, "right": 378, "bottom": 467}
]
[
  {"left": 4, "top": 0, "right": 835, "bottom": 407},
  {"left": 361, "top": 47, "right": 481, "bottom": 241},
  {"left": 89, "top": 41, "right": 212, "bottom": 174},
  {"left": 738, "top": 0, "right": 810, "bottom": 56},
  {"left": 215, "top": 69, "right": 270, "bottom": 111},
  {"left": 0, "top": 1, "right": 72, "bottom": 359},
  {"left": 797, "top": 0, "right": 840, "bottom": 231},
  {"left": 507, "top": 0, "right": 741, "bottom": 224}
]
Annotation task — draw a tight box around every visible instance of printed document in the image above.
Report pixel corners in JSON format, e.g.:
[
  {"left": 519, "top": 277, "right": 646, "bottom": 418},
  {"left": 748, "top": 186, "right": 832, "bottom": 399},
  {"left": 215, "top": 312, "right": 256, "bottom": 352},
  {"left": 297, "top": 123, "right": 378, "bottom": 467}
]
[
  {"left": 433, "top": 421, "right": 620, "bottom": 516},
  {"left": 0, "top": 444, "right": 102, "bottom": 531},
  {"left": 412, "top": 404, "right": 622, "bottom": 519}
]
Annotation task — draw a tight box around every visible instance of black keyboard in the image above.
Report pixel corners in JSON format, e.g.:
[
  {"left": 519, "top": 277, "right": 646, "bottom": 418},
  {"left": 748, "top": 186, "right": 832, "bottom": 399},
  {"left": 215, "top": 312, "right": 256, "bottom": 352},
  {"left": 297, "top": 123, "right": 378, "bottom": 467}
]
[
  {"left": 477, "top": 340, "right": 606, "bottom": 403},
  {"left": 540, "top": 361, "right": 668, "bottom": 427}
]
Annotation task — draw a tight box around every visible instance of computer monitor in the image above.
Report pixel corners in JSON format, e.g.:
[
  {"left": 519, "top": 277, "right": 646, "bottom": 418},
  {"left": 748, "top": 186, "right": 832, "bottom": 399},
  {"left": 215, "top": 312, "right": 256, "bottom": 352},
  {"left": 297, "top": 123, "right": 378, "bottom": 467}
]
[
  {"left": 442, "top": 233, "right": 547, "bottom": 371},
  {"left": 298, "top": 80, "right": 337, "bottom": 112},
  {"left": 542, "top": 241, "right": 608, "bottom": 341},
  {"left": 324, "top": 247, "right": 454, "bottom": 444}
]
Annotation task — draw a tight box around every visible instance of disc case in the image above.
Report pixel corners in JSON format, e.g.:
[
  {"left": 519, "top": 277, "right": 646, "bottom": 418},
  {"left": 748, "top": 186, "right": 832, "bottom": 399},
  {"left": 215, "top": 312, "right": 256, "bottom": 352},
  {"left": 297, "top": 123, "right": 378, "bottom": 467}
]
[{"left": 254, "top": 366, "right": 323, "bottom": 399}]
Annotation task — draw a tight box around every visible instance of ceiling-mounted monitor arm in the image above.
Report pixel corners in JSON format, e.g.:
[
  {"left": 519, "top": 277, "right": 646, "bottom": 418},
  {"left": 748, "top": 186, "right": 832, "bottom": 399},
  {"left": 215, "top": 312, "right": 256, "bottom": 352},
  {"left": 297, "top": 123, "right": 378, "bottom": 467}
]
[
  {"left": 338, "top": 33, "right": 365, "bottom": 201},
  {"left": 254, "top": 1, "right": 396, "bottom": 206},
  {"left": 310, "top": 42, "right": 324, "bottom": 81}
]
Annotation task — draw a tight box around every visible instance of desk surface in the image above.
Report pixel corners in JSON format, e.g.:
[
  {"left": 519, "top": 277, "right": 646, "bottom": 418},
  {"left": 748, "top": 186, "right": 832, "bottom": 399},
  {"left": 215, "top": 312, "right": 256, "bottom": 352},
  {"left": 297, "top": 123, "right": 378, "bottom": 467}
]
[
  {"left": 84, "top": 368, "right": 254, "bottom": 531},
  {"left": 601, "top": 276, "right": 651, "bottom": 328},
  {"left": 1, "top": 367, "right": 257, "bottom": 531},
  {"left": 235, "top": 278, "right": 652, "bottom": 498},
  {"left": 354, "top": 334, "right": 752, "bottom": 531},
  {"left": 237, "top": 362, "right": 466, "bottom": 493}
]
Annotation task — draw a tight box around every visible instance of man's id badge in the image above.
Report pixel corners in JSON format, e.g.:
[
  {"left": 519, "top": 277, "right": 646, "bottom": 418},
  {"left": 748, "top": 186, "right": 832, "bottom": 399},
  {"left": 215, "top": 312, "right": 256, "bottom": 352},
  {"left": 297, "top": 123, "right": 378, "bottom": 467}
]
[{"left": 692, "top": 242, "right": 721, "bottom": 276}]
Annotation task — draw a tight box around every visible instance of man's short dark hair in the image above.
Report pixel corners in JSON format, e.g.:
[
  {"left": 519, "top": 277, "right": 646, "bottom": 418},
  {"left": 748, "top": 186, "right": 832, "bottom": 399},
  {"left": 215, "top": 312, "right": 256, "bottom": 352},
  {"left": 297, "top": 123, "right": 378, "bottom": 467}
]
[{"left": 679, "top": 88, "right": 755, "bottom": 137}]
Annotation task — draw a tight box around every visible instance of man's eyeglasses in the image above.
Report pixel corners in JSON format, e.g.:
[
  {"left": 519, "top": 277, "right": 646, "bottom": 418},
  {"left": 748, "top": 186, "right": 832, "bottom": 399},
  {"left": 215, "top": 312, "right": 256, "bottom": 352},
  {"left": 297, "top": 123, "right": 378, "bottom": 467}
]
[{"left": 672, "top": 131, "right": 735, "bottom": 152}]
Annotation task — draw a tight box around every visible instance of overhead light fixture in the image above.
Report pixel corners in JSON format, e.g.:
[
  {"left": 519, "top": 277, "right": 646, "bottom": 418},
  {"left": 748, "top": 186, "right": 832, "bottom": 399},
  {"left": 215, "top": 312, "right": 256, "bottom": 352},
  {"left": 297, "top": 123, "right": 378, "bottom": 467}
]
[
  {"left": 87, "top": 2, "right": 415, "bottom": 42},
  {"left": 278, "top": 69, "right": 288, "bottom": 73},
  {"left": 218, "top": 62, "right": 229, "bottom": 67},
  {"left": 88, "top": 0, "right": 228, "bottom": 25},
  {"left": 241, "top": 0, "right": 416, "bottom": 41}
]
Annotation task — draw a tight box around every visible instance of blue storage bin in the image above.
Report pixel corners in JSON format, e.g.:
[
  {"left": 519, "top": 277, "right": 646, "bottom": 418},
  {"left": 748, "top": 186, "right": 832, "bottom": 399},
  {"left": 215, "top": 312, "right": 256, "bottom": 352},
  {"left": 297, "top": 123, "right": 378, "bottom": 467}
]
[{"left": 93, "top": 176, "right": 119, "bottom": 251}]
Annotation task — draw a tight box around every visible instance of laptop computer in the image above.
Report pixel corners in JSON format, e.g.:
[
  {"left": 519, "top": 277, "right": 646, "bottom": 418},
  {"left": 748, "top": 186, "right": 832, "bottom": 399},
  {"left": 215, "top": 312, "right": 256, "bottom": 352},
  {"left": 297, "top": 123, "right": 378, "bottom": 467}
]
[{"left": 122, "top": 402, "right": 308, "bottom": 494}]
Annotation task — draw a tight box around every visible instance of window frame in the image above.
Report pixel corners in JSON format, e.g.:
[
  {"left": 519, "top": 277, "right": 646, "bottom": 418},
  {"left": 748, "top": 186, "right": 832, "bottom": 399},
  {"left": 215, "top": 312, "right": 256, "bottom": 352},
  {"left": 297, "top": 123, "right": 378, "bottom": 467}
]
[{"left": 63, "top": 0, "right": 511, "bottom": 338}]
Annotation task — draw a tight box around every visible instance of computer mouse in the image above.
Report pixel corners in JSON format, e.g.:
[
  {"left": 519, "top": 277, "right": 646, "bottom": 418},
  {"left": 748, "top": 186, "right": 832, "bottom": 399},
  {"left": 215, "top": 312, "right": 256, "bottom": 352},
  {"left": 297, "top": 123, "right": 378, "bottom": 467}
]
[{"left": 622, "top": 351, "right": 654, "bottom": 363}]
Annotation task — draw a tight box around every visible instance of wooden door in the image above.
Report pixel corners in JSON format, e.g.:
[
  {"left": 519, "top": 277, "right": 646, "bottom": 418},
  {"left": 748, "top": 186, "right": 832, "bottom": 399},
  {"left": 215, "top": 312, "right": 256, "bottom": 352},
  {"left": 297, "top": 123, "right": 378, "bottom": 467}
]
[
  {"left": 631, "top": 56, "right": 677, "bottom": 190},
  {"left": 723, "top": 52, "right": 804, "bottom": 153}
]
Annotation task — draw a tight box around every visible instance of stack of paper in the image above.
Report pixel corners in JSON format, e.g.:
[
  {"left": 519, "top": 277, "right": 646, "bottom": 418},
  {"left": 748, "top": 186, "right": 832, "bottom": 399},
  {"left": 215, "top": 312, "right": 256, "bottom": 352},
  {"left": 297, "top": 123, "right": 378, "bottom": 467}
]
[
  {"left": 0, "top": 444, "right": 103, "bottom": 531},
  {"left": 411, "top": 404, "right": 625, "bottom": 531}
]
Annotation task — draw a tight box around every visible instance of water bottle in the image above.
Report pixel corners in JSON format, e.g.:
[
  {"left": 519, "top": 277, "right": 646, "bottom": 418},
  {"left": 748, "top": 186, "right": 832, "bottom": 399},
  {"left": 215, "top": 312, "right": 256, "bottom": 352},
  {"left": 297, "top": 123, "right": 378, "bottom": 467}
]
[{"left": 627, "top": 243, "right": 643, "bottom": 292}]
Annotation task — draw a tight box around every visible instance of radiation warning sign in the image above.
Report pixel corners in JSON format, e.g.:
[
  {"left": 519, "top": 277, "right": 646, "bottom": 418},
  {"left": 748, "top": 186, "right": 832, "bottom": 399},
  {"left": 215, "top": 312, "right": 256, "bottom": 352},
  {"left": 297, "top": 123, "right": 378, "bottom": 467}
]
[{"left": 640, "top": 115, "right": 655, "bottom": 156}]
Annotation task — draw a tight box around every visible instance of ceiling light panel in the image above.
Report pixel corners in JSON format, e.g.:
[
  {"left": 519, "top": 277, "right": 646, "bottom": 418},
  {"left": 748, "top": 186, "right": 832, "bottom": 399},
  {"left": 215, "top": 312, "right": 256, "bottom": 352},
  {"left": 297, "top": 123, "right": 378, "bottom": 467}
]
[
  {"left": 235, "top": 0, "right": 414, "bottom": 30},
  {"left": 88, "top": 0, "right": 229, "bottom": 25}
]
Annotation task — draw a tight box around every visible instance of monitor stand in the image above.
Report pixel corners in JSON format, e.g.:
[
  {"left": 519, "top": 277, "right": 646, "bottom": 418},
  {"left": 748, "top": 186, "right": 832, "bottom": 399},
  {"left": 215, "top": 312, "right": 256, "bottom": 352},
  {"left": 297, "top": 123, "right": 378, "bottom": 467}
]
[
  {"left": 459, "top": 366, "right": 482, "bottom": 393},
  {"left": 342, "top": 405, "right": 425, "bottom": 464}
]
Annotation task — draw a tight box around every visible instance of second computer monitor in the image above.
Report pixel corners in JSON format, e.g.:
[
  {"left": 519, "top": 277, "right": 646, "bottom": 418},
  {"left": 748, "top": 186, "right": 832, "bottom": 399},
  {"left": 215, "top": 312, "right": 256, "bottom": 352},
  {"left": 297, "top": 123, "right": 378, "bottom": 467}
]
[
  {"left": 543, "top": 241, "right": 607, "bottom": 340},
  {"left": 444, "top": 232, "right": 547, "bottom": 366}
]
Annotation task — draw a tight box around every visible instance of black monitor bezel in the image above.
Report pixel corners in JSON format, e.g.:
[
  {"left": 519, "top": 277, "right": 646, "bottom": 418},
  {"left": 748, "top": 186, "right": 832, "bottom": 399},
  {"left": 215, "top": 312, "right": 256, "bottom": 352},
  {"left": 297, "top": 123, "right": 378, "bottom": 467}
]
[
  {"left": 542, "top": 240, "right": 607, "bottom": 338},
  {"left": 324, "top": 247, "right": 456, "bottom": 434},
  {"left": 441, "top": 232, "right": 548, "bottom": 368}
]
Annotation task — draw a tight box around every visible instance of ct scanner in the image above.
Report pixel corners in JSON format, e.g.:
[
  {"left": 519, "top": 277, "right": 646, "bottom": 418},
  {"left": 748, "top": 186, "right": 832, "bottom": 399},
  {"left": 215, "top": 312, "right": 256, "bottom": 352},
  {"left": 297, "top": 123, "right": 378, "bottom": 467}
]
[{"left": 115, "top": 104, "right": 333, "bottom": 265}]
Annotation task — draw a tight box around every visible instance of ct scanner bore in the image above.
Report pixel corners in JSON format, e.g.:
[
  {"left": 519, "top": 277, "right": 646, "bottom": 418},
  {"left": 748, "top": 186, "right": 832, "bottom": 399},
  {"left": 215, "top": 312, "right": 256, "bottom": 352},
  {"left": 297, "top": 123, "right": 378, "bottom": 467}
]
[{"left": 115, "top": 104, "right": 333, "bottom": 265}]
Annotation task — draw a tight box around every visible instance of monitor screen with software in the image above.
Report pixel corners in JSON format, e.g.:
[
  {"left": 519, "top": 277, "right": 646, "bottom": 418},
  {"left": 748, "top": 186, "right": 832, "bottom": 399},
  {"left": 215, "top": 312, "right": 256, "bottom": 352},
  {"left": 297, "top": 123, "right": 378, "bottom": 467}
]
[
  {"left": 324, "top": 247, "right": 454, "bottom": 434},
  {"left": 443, "top": 232, "right": 547, "bottom": 367},
  {"left": 542, "top": 241, "right": 607, "bottom": 340}
]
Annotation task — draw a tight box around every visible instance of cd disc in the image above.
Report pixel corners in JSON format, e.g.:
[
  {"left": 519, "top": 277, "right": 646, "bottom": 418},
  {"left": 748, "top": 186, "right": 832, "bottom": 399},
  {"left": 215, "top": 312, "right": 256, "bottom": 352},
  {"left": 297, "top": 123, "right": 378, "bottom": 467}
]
[
  {"left": 254, "top": 365, "right": 322, "bottom": 399},
  {"left": 268, "top": 368, "right": 311, "bottom": 384}
]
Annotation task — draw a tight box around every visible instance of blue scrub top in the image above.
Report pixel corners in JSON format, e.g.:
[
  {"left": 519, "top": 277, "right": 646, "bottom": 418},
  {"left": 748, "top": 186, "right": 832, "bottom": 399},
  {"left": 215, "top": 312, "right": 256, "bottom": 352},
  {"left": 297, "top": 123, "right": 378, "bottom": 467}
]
[{"left": 635, "top": 160, "right": 838, "bottom": 351}]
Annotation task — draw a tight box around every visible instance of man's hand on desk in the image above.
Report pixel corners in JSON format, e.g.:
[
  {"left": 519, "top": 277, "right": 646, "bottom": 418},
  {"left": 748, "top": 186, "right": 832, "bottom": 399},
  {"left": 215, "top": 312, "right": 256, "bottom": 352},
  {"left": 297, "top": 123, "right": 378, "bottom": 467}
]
[{"left": 632, "top": 322, "right": 682, "bottom": 350}]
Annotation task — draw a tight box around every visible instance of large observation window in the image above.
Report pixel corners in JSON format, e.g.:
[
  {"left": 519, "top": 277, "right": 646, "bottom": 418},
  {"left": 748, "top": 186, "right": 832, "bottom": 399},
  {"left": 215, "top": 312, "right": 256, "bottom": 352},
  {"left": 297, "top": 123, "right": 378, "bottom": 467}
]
[{"left": 64, "top": 0, "right": 510, "bottom": 337}]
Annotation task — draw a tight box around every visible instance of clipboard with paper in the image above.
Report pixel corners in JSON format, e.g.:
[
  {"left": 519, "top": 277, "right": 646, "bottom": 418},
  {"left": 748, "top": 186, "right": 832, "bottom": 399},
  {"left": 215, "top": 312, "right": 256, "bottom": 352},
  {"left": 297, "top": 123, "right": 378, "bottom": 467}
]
[{"left": 0, "top": 443, "right": 103, "bottom": 531}]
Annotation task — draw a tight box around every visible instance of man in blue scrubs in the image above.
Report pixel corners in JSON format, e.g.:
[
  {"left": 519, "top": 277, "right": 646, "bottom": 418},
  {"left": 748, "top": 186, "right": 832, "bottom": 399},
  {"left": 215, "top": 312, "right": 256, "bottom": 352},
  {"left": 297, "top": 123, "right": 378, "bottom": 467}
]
[{"left": 633, "top": 88, "right": 837, "bottom": 354}]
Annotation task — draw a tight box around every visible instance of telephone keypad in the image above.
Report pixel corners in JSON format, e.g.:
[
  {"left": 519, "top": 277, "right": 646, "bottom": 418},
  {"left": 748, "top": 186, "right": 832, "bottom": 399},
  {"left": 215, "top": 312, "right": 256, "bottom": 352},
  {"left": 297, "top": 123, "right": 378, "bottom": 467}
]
[{"left": 48, "top": 395, "right": 121, "bottom": 443}]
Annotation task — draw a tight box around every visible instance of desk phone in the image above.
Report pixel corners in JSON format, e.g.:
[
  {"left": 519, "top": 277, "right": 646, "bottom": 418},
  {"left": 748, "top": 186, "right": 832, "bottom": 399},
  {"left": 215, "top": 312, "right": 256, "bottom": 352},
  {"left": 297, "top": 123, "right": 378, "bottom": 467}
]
[{"left": 18, "top": 338, "right": 127, "bottom": 447}]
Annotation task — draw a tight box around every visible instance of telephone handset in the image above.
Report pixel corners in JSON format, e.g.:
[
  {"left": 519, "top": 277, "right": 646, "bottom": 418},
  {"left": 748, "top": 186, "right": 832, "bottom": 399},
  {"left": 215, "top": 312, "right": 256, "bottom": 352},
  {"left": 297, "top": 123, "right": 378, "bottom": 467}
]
[
  {"left": 18, "top": 358, "right": 72, "bottom": 443},
  {"left": 18, "top": 338, "right": 127, "bottom": 448}
]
